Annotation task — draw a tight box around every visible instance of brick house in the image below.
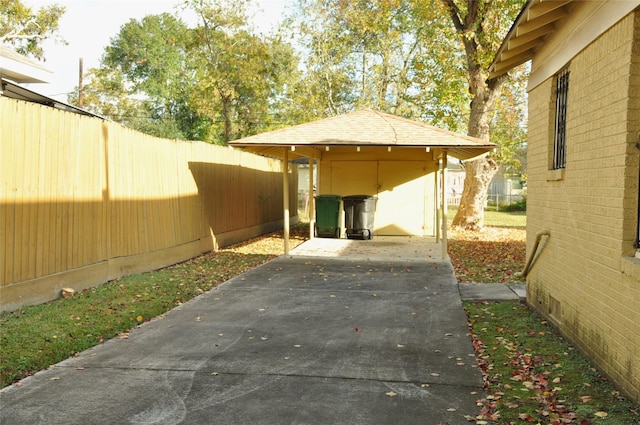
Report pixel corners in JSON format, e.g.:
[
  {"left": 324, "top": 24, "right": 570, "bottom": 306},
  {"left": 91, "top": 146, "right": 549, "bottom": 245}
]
[{"left": 491, "top": 0, "right": 640, "bottom": 401}]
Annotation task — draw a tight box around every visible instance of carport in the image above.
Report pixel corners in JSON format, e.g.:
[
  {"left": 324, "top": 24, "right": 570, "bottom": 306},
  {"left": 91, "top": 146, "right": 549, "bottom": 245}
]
[{"left": 229, "top": 110, "right": 495, "bottom": 259}]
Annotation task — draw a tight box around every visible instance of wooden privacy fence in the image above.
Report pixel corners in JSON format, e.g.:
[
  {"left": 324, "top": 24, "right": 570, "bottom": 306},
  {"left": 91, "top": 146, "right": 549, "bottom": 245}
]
[{"left": 0, "top": 97, "right": 297, "bottom": 311}]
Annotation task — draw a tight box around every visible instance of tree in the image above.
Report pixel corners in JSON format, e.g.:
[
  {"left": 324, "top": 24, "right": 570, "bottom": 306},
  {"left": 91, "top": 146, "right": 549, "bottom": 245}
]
[
  {"left": 72, "top": 13, "right": 213, "bottom": 141},
  {"left": 438, "top": 0, "right": 526, "bottom": 230},
  {"left": 289, "top": 0, "right": 435, "bottom": 119},
  {"left": 79, "top": 1, "right": 299, "bottom": 143},
  {"left": 289, "top": 0, "right": 525, "bottom": 229},
  {"left": 101, "top": 13, "right": 206, "bottom": 140},
  {"left": 187, "top": 0, "right": 298, "bottom": 143},
  {"left": 0, "top": 0, "right": 65, "bottom": 60}
]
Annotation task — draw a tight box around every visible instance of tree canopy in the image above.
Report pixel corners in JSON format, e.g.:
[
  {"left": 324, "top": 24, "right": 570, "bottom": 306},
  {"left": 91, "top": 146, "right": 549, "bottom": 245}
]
[
  {"left": 0, "top": 0, "right": 65, "bottom": 60},
  {"left": 75, "top": 0, "right": 298, "bottom": 144},
  {"left": 73, "top": 0, "right": 527, "bottom": 221}
]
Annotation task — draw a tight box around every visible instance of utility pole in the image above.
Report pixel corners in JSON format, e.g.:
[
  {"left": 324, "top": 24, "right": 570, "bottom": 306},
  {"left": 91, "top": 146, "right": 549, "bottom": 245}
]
[{"left": 78, "top": 57, "right": 84, "bottom": 107}]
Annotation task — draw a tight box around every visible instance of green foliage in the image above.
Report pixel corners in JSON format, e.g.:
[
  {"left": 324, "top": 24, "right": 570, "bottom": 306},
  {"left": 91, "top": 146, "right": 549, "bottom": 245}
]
[
  {"left": 71, "top": 0, "right": 528, "bottom": 160},
  {"left": 289, "top": 0, "right": 459, "bottom": 121},
  {"left": 73, "top": 1, "right": 299, "bottom": 144},
  {"left": 501, "top": 196, "right": 526, "bottom": 212},
  {"left": 188, "top": 0, "right": 299, "bottom": 142},
  {"left": 0, "top": 0, "right": 65, "bottom": 60},
  {"left": 77, "top": 13, "right": 217, "bottom": 141}
]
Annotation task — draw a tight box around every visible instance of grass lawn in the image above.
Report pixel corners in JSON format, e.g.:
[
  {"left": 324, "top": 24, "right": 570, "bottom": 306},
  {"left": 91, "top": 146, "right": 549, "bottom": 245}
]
[
  {"left": 466, "top": 302, "right": 639, "bottom": 424},
  {"left": 2, "top": 214, "right": 638, "bottom": 423}
]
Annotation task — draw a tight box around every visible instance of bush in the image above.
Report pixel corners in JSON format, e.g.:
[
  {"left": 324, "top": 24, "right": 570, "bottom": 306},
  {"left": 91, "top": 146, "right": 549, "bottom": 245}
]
[{"left": 501, "top": 196, "right": 526, "bottom": 212}]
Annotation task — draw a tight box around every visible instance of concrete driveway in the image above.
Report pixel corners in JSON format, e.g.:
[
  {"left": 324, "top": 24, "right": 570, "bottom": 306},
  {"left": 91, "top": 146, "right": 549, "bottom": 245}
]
[{"left": 0, "top": 238, "right": 484, "bottom": 424}]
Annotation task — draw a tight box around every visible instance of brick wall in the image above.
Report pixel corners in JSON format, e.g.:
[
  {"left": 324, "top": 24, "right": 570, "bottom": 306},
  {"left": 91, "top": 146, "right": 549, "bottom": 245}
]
[{"left": 526, "top": 11, "right": 640, "bottom": 402}]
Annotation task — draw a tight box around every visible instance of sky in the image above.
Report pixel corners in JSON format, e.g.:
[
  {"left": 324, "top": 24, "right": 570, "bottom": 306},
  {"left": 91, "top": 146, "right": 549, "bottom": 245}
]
[{"left": 23, "top": 0, "right": 289, "bottom": 102}]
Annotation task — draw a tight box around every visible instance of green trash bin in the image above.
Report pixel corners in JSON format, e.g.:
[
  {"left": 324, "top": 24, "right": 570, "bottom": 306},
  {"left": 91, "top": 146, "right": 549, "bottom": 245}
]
[{"left": 315, "top": 194, "right": 342, "bottom": 238}]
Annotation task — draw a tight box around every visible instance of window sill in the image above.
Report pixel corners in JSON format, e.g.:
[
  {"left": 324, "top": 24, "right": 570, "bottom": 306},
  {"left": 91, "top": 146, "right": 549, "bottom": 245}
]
[
  {"left": 546, "top": 168, "right": 565, "bottom": 181},
  {"left": 621, "top": 256, "right": 640, "bottom": 280}
]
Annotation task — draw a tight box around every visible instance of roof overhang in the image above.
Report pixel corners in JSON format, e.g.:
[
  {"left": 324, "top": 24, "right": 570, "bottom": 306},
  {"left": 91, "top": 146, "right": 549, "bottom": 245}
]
[
  {"left": 489, "top": 0, "right": 575, "bottom": 79},
  {"left": 1, "top": 78, "right": 105, "bottom": 118},
  {"left": 0, "top": 46, "right": 53, "bottom": 83},
  {"left": 229, "top": 110, "right": 496, "bottom": 162}
]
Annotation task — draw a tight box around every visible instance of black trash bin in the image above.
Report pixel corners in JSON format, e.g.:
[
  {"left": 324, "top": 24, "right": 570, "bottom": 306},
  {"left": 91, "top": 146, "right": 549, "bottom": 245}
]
[
  {"left": 315, "top": 194, "right": 342, "bottom": 238},
  {"left": 343, "top": 195, "right": 377, "bottom": 240}
]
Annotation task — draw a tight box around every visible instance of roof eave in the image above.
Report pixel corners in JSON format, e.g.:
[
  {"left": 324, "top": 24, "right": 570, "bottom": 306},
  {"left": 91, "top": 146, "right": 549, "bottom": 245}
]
[
  {"left": 232, "top": 143, "right": 495, "bottom": 162},
  {"left": 489, "top": 0, "right": 574, "bottom": 79}
]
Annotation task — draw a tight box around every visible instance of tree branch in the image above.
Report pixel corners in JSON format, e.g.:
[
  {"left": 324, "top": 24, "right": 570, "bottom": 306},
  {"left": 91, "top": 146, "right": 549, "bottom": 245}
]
[
  {"left": 440, "top": 0, "right": 464, "bottom": 33},
  {"left": 465, "top": 0, "right": 479, "bottom": 29},
  {"left": 0, "top": 32, "right": 47, "bottom": 43}
]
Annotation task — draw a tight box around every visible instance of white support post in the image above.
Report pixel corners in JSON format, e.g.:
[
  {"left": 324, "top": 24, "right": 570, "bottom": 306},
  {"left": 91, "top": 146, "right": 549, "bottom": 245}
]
[
  {"left": 441, "top": 152, "right": 448, "bottom": 260},
  {"left": 308, "top": 158, "right": 315, "bottom": 239},
  {"left": 435, "top": 156, "right": 441, "bottom": 243},
  {"left": 283, "top": 149, "right": 290, "bottom": 254}
]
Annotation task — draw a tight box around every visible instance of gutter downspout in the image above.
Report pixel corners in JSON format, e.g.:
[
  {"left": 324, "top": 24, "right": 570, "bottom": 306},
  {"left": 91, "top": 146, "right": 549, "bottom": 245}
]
[{"left": 519, "top": 230, "right": 550, "bottom": 278}]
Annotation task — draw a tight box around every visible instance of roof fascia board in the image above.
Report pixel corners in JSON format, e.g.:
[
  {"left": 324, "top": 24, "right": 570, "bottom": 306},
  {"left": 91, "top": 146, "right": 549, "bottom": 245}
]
[
  {"left": 526, "top": 0, "right": 572, "bottom": 20},
  {"left": 289, "top": 145, "right": 322, "bottom": 160},
  {"left": 507, "top": 22, "right": 555, "bottom": 50},
  {"left": 0, "top": 46, "right": 52, "bottom": 83},
  {"left": 516, "top": 7, "right": 569, "bottom": 35},
  {"left": 527, "top": 1, "right": 640, "bottom": 91}
]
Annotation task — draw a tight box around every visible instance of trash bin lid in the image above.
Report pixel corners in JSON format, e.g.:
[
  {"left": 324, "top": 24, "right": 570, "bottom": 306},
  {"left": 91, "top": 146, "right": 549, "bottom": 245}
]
[
  {"left": 316, "top": 194, "right": 342, "bottom": 200},
  {"left": 343, "top": 195, "right": 377, "bottom": 200}
]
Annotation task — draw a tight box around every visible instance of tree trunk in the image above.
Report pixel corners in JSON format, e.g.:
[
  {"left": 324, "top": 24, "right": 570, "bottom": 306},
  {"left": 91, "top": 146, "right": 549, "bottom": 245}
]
[
  {"left": 222, "top": 96, "right": 231, "bottom": 143},
  {"left": 451, "top": 66, "right": 506, "bottom": 230},
  {"left": 451, "top": 156, "right": 499, "bottom": 230}
]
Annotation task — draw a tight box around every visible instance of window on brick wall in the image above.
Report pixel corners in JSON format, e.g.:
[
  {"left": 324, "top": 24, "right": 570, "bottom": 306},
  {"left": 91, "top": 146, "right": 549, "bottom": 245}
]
[{"left": 553, "top": 68, "right": 569, "bottom": 170}]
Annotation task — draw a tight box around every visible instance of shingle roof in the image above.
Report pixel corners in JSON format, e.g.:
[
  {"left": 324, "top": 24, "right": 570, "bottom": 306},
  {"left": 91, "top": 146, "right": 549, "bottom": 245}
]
[{"left": 229, "top": 109, "right": 495, "bottom": 161}]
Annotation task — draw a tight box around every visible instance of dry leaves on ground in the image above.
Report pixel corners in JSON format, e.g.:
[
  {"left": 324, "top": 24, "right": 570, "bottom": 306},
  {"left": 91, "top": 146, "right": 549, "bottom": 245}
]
[{"left": 448, "top": 227, "right": 526, "bottom": 283}]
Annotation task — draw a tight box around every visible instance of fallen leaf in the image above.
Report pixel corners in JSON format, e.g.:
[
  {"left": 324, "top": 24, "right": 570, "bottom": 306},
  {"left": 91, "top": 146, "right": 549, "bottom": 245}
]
[
  {"left": 385, "top": 391, "right": 397, "bottom": 397},
  {"left": 594, "top": 411, "right": 608, "bottom": 418}
]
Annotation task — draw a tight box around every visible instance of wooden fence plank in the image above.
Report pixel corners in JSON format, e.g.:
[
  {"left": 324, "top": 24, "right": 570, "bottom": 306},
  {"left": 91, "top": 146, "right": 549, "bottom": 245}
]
[{"left": 1, "top": 97, "right": 296, "bottom": 310}]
